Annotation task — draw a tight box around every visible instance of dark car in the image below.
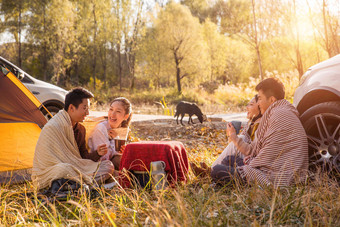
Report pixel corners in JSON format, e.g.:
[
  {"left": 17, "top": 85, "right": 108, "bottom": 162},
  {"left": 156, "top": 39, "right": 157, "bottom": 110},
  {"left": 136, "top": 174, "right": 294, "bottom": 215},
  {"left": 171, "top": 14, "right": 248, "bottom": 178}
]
[{"left": 293, "top": 54, "right": 340, "bottom": 172}]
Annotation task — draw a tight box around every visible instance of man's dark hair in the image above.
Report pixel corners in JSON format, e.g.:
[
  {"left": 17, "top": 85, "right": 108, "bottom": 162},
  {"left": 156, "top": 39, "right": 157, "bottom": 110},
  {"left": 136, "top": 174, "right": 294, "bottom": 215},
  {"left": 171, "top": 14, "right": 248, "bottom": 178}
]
[
  {"left": 255, "top": 78, "right": 285, "bottom": 100},
  {"left": 64, "top": 87, "right": 94, "bottom": 111}
]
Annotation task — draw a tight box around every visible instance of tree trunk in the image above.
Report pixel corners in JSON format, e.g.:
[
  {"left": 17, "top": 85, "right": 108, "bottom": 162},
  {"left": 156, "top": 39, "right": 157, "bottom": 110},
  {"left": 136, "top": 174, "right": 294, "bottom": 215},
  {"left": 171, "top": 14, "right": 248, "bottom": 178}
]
[
  {"left": 128, "top": 1, "right": 143, "bottom": 90},
  {"left": 128, "top": 53, "right": 136, "bottom": 90},
  {"left": 173, "top": 51, "right": 181, "bottom": 93},
  {"left": 110, "top": 41, "right": 116, "bottom": 88},
  {"left": 18, "top": 3, "right": 22, "bottom": 68},
  {"left": 210, "top": 54, "right": 213, "bottom": 81},
  {"left": 293, "top": 0, "right": 304, "bottom": 79},
  {"left": 92, "top": 2, "right": 97, "bottom": 90},
  {"left": 100, "top": 46, "right": 107, "bottom": 88},
  {"left": 296, "top": 47, "right": 304, "bottom": 78},
  {"left": 117, "top": 43, "right": 122, "bottom": 91},
  {"left": 322, "top": 0, "right": 331, "bottom": 58},
  {"left": 114, "top": 0, "right": 122, "bottom": 91},
  {"left": 103, "top": 54, "right": 107, "bottom": 88},
  {"left": 176, "top": 66, "right": 181, "bottom": 94},
  {"left": 157, "top": 56, "right": 161, "bottom": 88},
  {"left": 251, "top": 0, "right": 263, "bottom": 80},
  {"left": 74, "top": 62, "right": 79, "bottom": 85},
  {"left": 43, "top": 5, "right": 47, "bottom": 81},
  {"left": 255, "top": 46, "right": 263, "bottom": 80}
]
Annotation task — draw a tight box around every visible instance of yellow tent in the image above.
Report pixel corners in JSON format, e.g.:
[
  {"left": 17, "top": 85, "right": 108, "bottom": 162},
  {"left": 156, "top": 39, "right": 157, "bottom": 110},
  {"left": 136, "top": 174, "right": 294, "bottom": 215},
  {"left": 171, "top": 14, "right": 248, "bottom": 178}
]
[{"left": 0, "top": 64, "right": 47, "bottom": 184}]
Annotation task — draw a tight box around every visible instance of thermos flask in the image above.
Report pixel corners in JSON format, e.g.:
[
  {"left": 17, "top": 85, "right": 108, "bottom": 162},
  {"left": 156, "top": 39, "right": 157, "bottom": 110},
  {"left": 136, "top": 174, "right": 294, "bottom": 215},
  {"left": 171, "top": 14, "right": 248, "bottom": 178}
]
[{"left": 150, "top": 161, "right": 167, "bottom": 190}]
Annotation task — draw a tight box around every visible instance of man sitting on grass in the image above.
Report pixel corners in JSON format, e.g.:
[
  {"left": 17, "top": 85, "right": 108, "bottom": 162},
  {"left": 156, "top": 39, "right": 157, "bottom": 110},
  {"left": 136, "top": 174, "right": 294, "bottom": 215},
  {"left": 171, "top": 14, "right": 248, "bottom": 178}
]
[
  {"left": 32, "top": 87, "right": 114, "bottom": 190},
  {"left": 211, "top": 78, "right": 309, "bottom": 187}
]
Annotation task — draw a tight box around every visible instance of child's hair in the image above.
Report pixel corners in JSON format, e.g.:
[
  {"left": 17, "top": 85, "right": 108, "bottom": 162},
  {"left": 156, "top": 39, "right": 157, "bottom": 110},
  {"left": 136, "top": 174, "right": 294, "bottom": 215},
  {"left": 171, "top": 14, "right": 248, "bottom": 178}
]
[{"left": 111, "top": 97, "right": 132, "bottom": 128}]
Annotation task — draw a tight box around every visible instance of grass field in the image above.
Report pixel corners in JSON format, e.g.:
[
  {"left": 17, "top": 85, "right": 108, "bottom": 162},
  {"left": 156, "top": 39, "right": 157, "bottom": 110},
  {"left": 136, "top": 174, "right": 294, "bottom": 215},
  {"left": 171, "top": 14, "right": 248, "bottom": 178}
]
[
  {"left": 1, "top": 121, "right": 339, "bottom": 226},
  {"left": 1, "top": 173, "right": 339, "bottom": 226}
]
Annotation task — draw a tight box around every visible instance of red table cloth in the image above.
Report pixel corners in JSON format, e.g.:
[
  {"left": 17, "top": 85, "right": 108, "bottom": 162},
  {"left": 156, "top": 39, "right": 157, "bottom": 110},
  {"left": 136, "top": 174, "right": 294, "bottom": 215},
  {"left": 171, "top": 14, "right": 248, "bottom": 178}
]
[{"left": 119, "top": 141, "right": 189, "bottom": 188}]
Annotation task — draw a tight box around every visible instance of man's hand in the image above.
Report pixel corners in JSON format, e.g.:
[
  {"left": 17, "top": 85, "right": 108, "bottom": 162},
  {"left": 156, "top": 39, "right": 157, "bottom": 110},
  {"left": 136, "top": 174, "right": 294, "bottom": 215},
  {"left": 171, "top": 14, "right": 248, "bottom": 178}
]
[
  {"left": 226, "top": 122, "right": 237, "bottom": 143},
  {"left": 97, "top": 144, "right": 108, "bottom": 156}
]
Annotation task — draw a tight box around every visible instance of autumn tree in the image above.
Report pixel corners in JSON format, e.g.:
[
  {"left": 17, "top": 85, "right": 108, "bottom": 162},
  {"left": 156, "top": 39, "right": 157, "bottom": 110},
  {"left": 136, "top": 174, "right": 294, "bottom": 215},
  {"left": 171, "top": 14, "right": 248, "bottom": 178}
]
[
  {"left": 208, "top": 0, "right": 266, "bottom": 78},
  {"left": 210, "top": 0, "right": 283, "bottom": 80},
  {"left": 110, "top": 0, "right": 146, "bottom": 91},
  {"left": 139, "top": 27, "right": 168, "bottom": 89},
  {"left": 202, "top": 19, "right": 228, "bottom": 82},
  {"left": 44, "top": 0, "right": 76, "bottom": 86},
  {"left": 0, "top": 0, "right": 29, "bottom": 67},
  {"left": 277, "top": 0, "right": 305, "bottom": 78},
  {"left": 96, "top": 0, "right": 113, "bottom": 88},
  {"left": 180, "top": 0, "right": 211, "bottom": 22},
  {"left": 27, "top": 0, "right": 52, "bottom": 81},
  {"left": 123, "top": 0, "right": 145, "bottom": 90},
  {"left": 153, "top": 2, "right": 208, "bottom": 93},
  {"left": 308, "top": 0, "right": 340, "bottom": 58}
]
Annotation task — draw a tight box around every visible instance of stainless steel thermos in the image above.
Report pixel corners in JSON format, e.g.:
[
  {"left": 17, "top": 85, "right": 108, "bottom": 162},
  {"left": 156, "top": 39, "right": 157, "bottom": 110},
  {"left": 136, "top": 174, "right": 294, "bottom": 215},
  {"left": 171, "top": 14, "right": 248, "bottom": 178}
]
[{"left": 150, "top": 161, "right": 167, "bottom": 190}]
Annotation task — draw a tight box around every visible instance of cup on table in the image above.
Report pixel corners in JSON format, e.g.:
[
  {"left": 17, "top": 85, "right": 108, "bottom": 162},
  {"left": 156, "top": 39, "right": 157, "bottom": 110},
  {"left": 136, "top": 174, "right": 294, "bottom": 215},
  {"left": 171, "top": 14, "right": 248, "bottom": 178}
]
[
  {"left": 114, "top": 139, "right": 126, "bottom": 152},
  {"left": 230, "top": 120, "right": 242, "bottom": 135}
]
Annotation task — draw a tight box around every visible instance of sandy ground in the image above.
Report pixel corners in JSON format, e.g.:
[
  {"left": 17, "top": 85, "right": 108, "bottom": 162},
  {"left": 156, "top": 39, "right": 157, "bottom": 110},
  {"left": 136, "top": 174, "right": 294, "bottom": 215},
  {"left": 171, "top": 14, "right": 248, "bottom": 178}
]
[
  {"left": 87, "top": 111, "right": 248, "bottom": 153},
  {"left": 89, "top": 111, "right": 247, "bottom": 123}
]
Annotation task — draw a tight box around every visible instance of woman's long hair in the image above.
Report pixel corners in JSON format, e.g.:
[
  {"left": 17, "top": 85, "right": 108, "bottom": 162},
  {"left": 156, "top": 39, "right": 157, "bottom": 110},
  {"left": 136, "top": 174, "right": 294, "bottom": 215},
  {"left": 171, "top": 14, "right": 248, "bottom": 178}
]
[
  {"left": 252, "top": 94, "right": 262, "bottom": 122},
  {"left": 111, "top": 97, "right": 132, "bottom": 128}
]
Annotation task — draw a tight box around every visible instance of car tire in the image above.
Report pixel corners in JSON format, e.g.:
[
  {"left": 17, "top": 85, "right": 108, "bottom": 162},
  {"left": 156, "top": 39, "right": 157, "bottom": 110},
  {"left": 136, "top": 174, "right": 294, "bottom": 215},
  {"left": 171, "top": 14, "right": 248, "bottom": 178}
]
[
  {"left": 300, "top": 101, "right": 340, "bottom": 173},
  {"left": 42, "top": 105, "right": 62, "bottom": 120}
]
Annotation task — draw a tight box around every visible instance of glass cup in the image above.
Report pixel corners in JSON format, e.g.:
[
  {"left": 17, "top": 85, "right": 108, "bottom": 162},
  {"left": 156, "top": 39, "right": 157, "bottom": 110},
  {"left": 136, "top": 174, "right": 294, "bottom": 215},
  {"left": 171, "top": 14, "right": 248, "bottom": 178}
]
[
  {"left": 114, "top": 139, "right": 126, "bottom": 152},
  {"left": 230, "top": 120, "right": 242, "bottom": 134}
]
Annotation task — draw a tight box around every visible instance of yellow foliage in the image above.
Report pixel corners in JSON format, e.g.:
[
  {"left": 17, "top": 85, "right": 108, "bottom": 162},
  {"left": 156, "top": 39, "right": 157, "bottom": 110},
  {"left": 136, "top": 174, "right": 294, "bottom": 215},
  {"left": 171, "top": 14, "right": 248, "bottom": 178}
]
[{"left": 215, "top": 71, "right": 300, "bottom": 106}]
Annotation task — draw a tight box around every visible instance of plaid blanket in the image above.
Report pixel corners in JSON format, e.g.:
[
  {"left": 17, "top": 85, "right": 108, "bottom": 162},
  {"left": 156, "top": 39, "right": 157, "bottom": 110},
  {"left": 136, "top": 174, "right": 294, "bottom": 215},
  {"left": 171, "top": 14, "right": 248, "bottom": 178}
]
[
  {"left": 119, "top": 141, "right": 189, "bottom": 187},
  {"left": 238, "top": 99, "right": 309, "bottom": 187}
]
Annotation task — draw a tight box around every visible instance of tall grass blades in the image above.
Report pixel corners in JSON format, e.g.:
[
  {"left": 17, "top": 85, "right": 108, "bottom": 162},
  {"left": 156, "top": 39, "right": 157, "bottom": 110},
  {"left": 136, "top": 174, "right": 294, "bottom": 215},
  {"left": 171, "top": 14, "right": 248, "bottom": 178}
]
[{"left": 1, "top": 156, "right": 339, "bottom": 225}]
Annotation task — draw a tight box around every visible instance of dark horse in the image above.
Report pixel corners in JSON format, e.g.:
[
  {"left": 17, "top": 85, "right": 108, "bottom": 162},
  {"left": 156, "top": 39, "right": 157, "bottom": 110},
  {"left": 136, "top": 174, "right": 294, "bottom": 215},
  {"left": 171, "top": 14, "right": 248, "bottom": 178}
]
[{"left": 174, "top": 101, "right": 206, "bottom": 126}]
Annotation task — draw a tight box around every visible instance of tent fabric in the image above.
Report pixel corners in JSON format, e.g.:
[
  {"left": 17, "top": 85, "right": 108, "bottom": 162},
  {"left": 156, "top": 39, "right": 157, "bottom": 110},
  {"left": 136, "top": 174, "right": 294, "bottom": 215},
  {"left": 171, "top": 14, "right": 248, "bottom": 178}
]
[
  {"left": 0, "top": 70, "right": 47, "bottom": 127},
  {"left": 0, "top": 65, "right": 47, "bottom": 184},
  {"left": 0, "top": 123, "right": 41, "bottom": 171}
]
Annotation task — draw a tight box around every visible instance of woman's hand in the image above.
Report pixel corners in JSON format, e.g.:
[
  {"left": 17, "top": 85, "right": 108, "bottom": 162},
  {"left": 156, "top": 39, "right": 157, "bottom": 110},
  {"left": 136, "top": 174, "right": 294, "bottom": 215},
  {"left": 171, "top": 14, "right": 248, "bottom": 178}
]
[
  {"left": 97, "top": 144, "right": 108, "bottom": 156},
  {"left": 118, "top": 145, "right": 126, "bottom": 154},
  {"left": 108, "top": 129, "right": 118, "bottom": 139},
  {"left": 226, "top": 122, "right": 237, "bottom": 143}
]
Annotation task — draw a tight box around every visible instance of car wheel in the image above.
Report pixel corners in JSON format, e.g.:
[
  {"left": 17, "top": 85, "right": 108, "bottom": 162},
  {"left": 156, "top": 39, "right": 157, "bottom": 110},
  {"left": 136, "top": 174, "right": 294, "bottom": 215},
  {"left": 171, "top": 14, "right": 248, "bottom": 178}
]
[
  {"left": 42, "top": 105, "right": 62, "bottom": 121},
  {"left": 300, "top": 101, "right": 340, "bottom": 173}
]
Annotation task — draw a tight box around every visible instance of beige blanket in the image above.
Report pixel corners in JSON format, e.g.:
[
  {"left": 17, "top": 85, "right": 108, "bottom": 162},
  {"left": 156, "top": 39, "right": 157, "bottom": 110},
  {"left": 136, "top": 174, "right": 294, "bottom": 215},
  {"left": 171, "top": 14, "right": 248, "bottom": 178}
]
[{"left": 32, "top": 110, "right": 111, "bottom": 189}]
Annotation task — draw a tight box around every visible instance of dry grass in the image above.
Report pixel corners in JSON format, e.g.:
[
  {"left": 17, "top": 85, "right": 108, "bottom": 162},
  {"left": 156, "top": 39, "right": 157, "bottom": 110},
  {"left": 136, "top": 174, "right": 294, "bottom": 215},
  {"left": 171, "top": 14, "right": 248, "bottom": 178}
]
[
  {"left": 1, "top": 120, "right": 339, "bottom": 226},
  {"left": 1, "top": 167, "right": 339, "bottom": 226}
]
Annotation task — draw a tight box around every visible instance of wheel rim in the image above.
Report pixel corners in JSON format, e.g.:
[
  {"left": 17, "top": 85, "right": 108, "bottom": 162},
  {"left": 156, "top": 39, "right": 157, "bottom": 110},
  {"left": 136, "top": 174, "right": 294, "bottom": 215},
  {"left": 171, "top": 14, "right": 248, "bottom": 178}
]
[
  {"left": 44, "top": 110, "right": 58, "bottom": 121},
  {"left": 306, "top": 113, "right": 340, "bottom": 172}
]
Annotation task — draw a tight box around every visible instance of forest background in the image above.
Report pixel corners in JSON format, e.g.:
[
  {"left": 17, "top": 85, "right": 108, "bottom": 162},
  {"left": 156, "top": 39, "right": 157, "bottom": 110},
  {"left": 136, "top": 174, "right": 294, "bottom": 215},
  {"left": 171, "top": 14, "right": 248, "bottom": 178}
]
[
  {"left": 1, "top": 1, "right": 340, "bottom": 225},
  {"left": 0, "top": 0, "right": 339, "bottom": 110}
]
